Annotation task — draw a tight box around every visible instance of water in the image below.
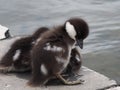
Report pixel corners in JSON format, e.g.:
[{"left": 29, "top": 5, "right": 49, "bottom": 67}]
[{"left": 0, "top": 0, "right": 120, "bottom": 83}]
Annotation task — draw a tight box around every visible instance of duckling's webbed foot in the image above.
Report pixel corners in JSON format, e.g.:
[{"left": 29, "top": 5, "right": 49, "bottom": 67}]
[{"left": 56, "top": 74, "right": 83, "bottom": 85}]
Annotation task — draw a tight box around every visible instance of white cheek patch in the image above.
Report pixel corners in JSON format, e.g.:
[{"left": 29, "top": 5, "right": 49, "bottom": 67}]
[
  {"left": 40, "top": 64, "right": 48, "bottom": 75},
  {"left": 65, "top": 22, "right": 76, "bottom": 40},
  {"left": 13, "top": 49, "right": 21, "bottom": 61}
]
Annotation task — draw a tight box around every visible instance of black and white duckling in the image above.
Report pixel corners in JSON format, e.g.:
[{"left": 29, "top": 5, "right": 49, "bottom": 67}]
[
  {"left": 0, "top": 27, "right": 48, "bottom": 73},
  {"left": 64, "top": 46, "right": 82, "bottom": 76},
  {"left": 28, "top": 18, "right": 89, "bottom": 86}
]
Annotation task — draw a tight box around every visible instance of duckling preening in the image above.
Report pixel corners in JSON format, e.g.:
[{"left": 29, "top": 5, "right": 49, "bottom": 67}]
[{"left": 28, "top": 18, "right": 89, "bottom": 86}]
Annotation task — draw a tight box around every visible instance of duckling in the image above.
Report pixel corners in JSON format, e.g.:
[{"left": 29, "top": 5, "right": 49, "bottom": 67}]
[
  {"left": 0, "top": 27, "right": 48, "bottom": 73},
  {"left": 28, "top": 18, "right": 89, "bottom": 86},
  {"left": 0, "top": 26, "right": 82, "bottom": 74},
  {"left": 64, "top": 46, "right": 82, "bottom": 76}
]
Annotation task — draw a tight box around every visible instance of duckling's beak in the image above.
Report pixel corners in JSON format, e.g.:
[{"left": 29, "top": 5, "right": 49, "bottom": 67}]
[{"left": 76, "top": 39, "right": 83, "bottom": 49}]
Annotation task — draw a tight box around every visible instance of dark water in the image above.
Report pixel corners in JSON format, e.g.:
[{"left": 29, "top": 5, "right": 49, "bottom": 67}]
[{"left": 0, "top": 0, "right": 120, "bottom": 83}]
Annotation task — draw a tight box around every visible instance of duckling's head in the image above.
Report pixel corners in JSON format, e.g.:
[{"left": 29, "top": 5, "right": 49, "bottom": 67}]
[{"left": 64, "top": 18, "right": 89, "bottom": 49}]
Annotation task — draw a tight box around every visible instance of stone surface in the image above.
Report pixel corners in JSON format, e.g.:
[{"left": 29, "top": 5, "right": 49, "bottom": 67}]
[
  {"left": 0, "top": 37, "right": 117, "bottom": 90},
  {"left": 0, "top": 67, "right": 117, "bottom": 90}
]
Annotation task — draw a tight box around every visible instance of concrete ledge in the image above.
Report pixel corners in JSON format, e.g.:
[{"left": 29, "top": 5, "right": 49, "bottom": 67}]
[
  {"left": 0, "top": 37, "right": 117, "bottom": 90},
  {"left": 0, "top": 67, "right": 117, "bottom": 90}
]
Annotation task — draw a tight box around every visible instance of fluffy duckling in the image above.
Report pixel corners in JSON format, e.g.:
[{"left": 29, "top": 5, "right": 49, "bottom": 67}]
[
  {"left": 0, "top": 27, "right": 48, "bottom": 72},
  {"left": 28, "top": 18, "right": 89, "bottom": 86}
]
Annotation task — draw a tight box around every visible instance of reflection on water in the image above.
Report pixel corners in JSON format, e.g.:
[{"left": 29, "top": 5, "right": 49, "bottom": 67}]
[{"left": 0, "top": 0, "right": 120, "bottom": 83}]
